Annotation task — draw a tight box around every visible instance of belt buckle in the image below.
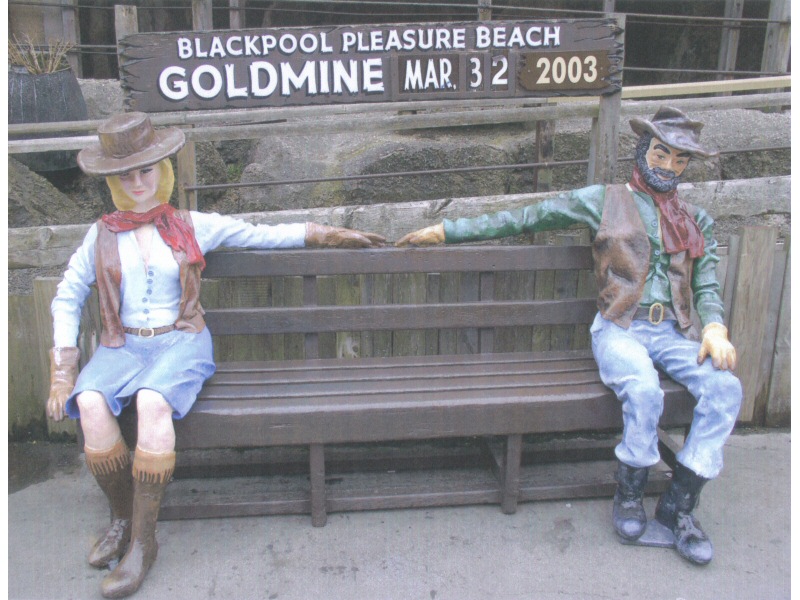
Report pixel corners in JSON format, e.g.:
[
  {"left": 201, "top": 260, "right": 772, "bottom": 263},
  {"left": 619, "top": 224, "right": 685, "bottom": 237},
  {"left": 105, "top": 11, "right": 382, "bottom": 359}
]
[
  {"left": 139, "top": 327, "right": 156, "bottom": 338},
  {"left": 648, "top": 303, "right": 664, "bottom": 325}
]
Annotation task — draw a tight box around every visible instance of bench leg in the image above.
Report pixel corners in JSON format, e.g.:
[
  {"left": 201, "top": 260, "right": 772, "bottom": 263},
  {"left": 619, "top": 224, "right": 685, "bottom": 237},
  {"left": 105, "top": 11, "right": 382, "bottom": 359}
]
[
  {"left": 501, "top": 434, "right": 523, "bottom": 515},
  {"left": 309, "top": 443, "right": 327, "bottom": 527}
]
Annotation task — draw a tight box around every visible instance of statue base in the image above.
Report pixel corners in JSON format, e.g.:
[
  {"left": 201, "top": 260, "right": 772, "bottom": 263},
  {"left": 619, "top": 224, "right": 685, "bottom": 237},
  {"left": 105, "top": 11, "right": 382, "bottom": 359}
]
[{"left": 620, "top": 519, "right": 676, "bottom": 548}]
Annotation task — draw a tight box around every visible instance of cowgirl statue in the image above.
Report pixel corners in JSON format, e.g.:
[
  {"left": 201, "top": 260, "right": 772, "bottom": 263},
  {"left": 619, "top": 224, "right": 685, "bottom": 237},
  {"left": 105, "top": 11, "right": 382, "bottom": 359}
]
[{"left": 46, "top": 112, "right": 385, "bottom": 598}]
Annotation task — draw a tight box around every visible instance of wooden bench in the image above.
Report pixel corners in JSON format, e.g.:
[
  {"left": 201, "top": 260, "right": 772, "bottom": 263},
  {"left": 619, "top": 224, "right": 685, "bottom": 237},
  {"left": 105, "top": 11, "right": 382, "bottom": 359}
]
[{"left": 138, "top": 244, "right": 695, "bottom": 526}]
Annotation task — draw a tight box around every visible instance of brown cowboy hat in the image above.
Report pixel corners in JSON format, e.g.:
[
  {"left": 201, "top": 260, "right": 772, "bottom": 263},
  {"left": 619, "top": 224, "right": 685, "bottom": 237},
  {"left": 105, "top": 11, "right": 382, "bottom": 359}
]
[
  {"left": 630, "top": 106, "right": 717, "bottom": 159},
  {"left": 77, "top": 112, "right": 185, "bottom": 176}
]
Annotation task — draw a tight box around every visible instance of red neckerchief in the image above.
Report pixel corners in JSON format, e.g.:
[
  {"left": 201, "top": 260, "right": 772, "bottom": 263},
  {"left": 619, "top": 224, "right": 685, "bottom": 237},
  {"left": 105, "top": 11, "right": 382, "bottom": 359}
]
[
  {"left": 629, "top": 166, "right": 704, "bottom": 259},
  {"left": 101, "top": 204, "right": 206, "bottom": 270}
]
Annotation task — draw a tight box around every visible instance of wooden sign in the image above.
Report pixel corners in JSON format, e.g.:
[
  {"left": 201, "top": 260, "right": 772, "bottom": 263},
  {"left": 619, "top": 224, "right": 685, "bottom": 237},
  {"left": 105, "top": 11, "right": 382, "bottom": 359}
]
[{"left": 119, "top": 19, "right": 623, "bottom": 112}]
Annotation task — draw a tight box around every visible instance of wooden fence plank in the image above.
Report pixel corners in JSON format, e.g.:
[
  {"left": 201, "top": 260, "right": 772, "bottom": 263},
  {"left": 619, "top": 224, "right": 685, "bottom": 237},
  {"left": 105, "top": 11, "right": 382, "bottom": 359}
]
[
  {"left": 765, "top": 239, "right": 790, "bottom": 427},
  {"left": 9, "top": 296, "right": 46, "bottom": 435},
  {"left": 753, "top": 242, "right": 788, "bottom": 423},
  {"left": 33, "top": 278, "right": 77, "bottom": 437},
  {"left": 392, "top": 273, "right": 427, "bottom": 356},
  {"left": 727, "top": 227, "right": 777, "bottom": 423}
]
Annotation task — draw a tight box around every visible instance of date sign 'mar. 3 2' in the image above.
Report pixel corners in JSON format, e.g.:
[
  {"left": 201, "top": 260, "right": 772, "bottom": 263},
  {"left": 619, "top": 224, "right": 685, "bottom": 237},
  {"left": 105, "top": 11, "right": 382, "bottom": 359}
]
[{"left": 119, "top": 19, "right": 624, "bottom": 112}]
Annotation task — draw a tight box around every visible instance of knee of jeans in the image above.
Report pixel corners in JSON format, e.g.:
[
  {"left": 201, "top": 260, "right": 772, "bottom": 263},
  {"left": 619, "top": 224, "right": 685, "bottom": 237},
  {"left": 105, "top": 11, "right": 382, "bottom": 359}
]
[
  {"left": 702, "top": 371, "right": 742, "bottom": 417},
  {"left": 619, "top": 380, "right": 664, "bottom": 412}
]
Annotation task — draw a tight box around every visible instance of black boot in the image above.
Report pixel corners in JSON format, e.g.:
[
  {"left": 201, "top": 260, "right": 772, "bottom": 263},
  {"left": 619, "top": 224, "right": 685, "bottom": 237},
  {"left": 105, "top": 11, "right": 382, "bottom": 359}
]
[
  {"left": 612, "top": 462, "right": 648, "bottom": 541},
  {"left": 655, "top": 463, "right": 714, "bottom": 565}
]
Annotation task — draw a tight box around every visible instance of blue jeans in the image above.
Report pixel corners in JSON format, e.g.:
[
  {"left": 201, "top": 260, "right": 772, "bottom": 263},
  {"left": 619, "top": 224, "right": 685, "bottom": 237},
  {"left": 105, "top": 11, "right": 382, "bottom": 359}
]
[{"left": 590, "top": 313, "right": 742, "bottom": 479}]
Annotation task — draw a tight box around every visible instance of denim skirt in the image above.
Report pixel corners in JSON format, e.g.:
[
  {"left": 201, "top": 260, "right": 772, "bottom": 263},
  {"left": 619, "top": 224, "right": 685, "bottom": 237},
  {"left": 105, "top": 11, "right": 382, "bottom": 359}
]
[{"left": 66, "top": 327, "right": 216, "bottom": 420}]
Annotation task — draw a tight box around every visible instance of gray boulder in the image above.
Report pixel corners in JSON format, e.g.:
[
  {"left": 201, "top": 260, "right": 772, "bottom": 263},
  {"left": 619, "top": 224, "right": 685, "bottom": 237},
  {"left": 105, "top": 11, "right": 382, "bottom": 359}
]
[{"left": 8, "top": 158, "right": 96, "bottom": 227}]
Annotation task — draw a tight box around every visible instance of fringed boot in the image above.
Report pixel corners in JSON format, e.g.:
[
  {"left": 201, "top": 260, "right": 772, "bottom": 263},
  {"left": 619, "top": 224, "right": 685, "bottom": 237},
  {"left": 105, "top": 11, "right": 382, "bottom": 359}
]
[
  {"left": 612, "top": 461, "right": 649, "bottom": 541},
  {"left": 85, "top": 438, "right": 134, "bottom": 568},
  {"left": 655, "top": 462, "right": 714, "bottom": 565},
  {"left": 101, "top": 447, "right": 175, "bottom": 599}
]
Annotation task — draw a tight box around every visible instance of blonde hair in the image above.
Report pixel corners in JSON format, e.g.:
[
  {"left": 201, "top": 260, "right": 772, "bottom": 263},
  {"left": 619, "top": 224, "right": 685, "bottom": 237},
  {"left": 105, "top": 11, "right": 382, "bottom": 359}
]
[{"left": 105, "top": 158, "right": 175, "bottom": 211}]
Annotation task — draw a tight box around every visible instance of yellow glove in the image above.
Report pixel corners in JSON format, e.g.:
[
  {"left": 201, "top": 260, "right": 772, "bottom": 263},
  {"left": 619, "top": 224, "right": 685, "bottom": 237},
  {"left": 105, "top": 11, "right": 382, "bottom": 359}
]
[
  {"left": 697, "top": 323, "right": 737, "bottom": 371},
  {"left": 305, "top": 223, "right": 386, "bottom": 248},
  {"left": 47, "top": 346, "right": 80, "bottom": 422},
  {"left": 395, "top": 223, "right": 445, "bottom": 247}
]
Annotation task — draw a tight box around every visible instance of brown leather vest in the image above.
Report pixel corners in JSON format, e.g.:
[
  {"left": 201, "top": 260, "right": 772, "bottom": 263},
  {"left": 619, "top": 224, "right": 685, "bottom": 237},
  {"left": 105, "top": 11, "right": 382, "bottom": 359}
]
[
  {"left": 593, "top": 184, "right": 694, "bottom": 332},
  {"left": 94, "top": 210, "right": 205, "bottom": 348}
]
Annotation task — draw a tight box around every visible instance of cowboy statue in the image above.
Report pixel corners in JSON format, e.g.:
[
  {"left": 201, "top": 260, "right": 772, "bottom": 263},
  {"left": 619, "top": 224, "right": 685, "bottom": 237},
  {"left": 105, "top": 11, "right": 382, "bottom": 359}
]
[
  {"left": 46, "top": 112, "right": 385, "bottom": 598},
  {"left": 398, "top": 106, "right": 742, "bottom": 565}
]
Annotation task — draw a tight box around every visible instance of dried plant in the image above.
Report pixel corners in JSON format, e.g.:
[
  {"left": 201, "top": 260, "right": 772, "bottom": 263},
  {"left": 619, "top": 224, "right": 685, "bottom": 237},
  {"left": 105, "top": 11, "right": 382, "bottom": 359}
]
[{"left": 8, "top": 35, "right": 74, "bottom": 75}]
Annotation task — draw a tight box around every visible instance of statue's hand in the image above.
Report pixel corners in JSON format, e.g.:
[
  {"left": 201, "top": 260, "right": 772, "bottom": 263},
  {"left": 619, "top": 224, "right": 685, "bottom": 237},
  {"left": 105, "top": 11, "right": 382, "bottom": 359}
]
[
  {"left": 697, "top": 323, "right": 737, "bottom": 371},
  {"left": 305, "top": 223, "right": 386, "bottom": 248},
  {"left": 395, "top": 224, "right": 445, "bottom": 247},
  {"left": 47, "top": 347, "right": 80, "bottom": 422}
]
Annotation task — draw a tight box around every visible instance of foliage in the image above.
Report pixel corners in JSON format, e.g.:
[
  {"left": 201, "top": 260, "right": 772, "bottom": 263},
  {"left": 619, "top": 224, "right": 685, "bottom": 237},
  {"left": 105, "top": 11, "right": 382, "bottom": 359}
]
[{"left": 8, "top": 35, "right": 74, "bottom": 75}]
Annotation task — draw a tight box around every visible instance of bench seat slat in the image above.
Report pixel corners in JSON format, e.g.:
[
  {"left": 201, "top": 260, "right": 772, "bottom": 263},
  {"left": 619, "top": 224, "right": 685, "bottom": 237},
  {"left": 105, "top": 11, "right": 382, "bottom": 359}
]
[
  {"left": 200, "top": 369, "right": 605, "bottom": 399},
  {"left": 205, "top": 298, "right": 597, "bottom": 334},
  {"left": 176, "top": 380, "right": 693, "bottom": 448},
  {"left": 213, "top": 349, "right": 598, "bottom": 374},
  {"left": 207, "top": 357, "right": 602, "bottom": 385}
]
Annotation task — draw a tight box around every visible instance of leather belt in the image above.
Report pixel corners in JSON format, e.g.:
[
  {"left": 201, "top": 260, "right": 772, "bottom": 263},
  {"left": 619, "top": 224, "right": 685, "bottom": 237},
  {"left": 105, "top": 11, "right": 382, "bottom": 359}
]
[
  {"left": 123, "top": 324, "right": 176, "bottom": 338},
  {"left": 632, "top": 302, "right": 676, "bottom": 325}
]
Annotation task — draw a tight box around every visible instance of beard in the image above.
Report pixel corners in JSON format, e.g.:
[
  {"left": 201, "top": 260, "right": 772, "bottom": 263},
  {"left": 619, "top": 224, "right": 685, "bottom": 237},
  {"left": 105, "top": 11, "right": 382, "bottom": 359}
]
[{"left": 635, "top": 134, "right": 682, "bottom": 193}]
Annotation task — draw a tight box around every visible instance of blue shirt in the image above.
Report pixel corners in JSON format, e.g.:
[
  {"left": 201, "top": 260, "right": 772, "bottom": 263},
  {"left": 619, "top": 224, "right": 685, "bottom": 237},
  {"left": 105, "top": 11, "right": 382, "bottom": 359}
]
[{"left": 51, "top": 212, "right": 307, "bottom": 347}]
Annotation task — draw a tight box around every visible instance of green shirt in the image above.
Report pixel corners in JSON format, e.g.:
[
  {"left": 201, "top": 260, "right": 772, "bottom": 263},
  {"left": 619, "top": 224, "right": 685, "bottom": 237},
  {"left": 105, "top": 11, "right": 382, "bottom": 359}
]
[{"left": 443, "top": 184, "right": 724, "bottom": 327}]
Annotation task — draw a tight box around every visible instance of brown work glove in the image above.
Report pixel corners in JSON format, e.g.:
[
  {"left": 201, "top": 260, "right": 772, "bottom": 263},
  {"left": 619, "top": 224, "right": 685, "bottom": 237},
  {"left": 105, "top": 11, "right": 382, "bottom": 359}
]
[
  {"left": 47, "top": 346, "right": 80, "bottom": 422},
  {"left": 395, "top": 223, "right": 446, "bottom": 247},
  {"left": 697, "top": 323, "right": 737, "bottom": 371},
  {"left": 305, "top": 223, "right": 386, "bottom": 248}
]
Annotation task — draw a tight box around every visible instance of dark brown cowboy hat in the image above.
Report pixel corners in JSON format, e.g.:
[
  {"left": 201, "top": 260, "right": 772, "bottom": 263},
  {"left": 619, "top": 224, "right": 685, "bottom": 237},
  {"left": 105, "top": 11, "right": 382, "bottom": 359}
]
[
  {"left": 630, "top": 106, "right": 717, "bottom": 159},
  {"left": 77, "top": 112, "right": 185, "bottom": 176}
]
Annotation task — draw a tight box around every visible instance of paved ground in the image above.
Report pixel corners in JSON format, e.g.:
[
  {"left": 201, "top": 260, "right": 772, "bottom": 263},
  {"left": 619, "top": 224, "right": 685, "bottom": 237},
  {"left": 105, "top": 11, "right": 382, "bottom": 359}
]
[{"left": 8, "top": 431, "right": 791, "bottom": 600}]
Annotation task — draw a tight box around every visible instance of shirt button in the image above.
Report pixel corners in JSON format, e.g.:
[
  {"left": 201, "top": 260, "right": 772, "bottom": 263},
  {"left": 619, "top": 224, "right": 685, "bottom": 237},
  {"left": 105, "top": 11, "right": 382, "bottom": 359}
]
[
  {"left": 142, "top": 298, "right": 148, "bottom": 303},
  {"left": 654, "top": 250, "right": 661, "bottom": 256},
  {"left": 146, "top": 289, "right": 153, "bottom": 295},
  {"left": 651, "top": 221, "right": 658, "bottom": 228},
  {"left": 143, "top": 309, "right": 150, "bottom": 315},
  {"left": 147, "top": 279, "right": 153, "bottom": 284}
]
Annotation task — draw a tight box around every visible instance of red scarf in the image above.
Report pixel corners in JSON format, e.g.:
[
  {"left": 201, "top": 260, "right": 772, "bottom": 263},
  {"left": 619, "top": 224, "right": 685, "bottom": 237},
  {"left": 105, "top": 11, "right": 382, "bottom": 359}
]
[
  {"left": 101, "top": 204, "right": 206, "bottom": 270},
  {"left": 629, "top": 166, "right": 705, "bottom": 259}
]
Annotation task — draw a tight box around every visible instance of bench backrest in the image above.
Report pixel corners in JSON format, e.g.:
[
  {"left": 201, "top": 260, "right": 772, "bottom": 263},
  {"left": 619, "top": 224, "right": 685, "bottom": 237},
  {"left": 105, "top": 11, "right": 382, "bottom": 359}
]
[{"left": 202, "top": 245, "right": 598, "bottom": 359}]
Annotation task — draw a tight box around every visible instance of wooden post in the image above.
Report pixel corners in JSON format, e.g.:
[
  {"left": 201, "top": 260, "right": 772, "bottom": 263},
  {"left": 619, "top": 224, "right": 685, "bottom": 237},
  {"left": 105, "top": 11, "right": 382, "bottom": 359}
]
[
  {"left": 193, "top": 0, "right": 214, "bottom": 31},
  {"left": 726, "top": 226, "right": 777, "bottom": 423},
  {"left": 43, "top": 0, "right": 81, "bottom": 76},
  {"left": 229, "top": 0, "right": 246, "bottom": 29},
  {"left": 478, "top": 0, "right": 492, "bottom": 21},
  {"left": 177, "top": 143, "right": 198, "bottom": 210},
  {"left": 717, "top": 0, "right": 744, "bottom": 83},
  {"left": 535, "top": 120, "right": 554, "bottom": 193},
  {"left": 761, "top": 0, "right": 791, "bottom": 76},
  {"left": 114, "top": 5, "right": 138, "bottom": 72},
  {"left": 588, "top": 14, "right": 624, "bottom": 185},
  {"left": 309, "top": 444, "right": 327, "bottom": 527}
]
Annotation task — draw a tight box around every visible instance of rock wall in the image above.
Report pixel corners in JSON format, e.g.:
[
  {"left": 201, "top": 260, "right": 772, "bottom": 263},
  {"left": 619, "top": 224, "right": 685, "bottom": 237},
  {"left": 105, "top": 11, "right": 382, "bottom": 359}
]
[{"left": 9, "top": 79, "right": 790, "bottom": 241}]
